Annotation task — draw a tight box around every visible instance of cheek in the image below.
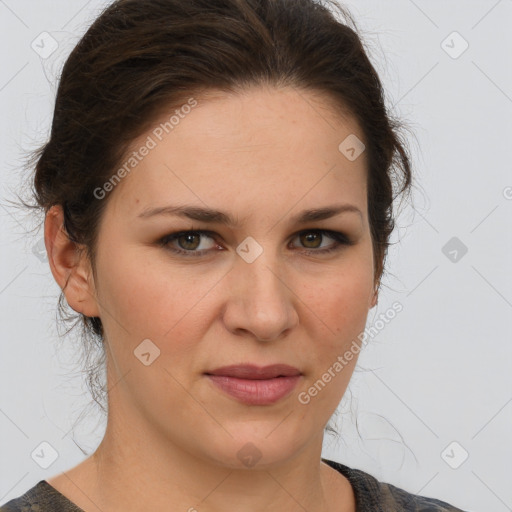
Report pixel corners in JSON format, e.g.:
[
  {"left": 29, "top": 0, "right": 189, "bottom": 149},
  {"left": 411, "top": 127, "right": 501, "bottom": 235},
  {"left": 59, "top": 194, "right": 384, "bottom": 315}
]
[
  {"left": 296, "top": 265, "right": 372, "bottom": 413},
  {"left": 306, "top": 285, "right": 371, "bottom": 369},
  {"left": 94, "top": 244, "right": 217, "bottom": 351},
  {"left": 302, "top": 254, "right": 373, "bottom": 336},
  {"left": 95, "top": 248, "right": 217, "bottom": 410}
]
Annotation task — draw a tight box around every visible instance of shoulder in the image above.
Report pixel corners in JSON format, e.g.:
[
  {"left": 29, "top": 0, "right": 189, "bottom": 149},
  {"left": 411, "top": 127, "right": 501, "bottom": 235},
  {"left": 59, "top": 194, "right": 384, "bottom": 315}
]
[
  {"left": 0, "top": 480, "right": 83, "bottom": 512},
  {"left": 322, "top": 458, "right": 470, "bottom": 511},
  {"left": 1, "top": 481, "right": 44, "bottom": 512}
]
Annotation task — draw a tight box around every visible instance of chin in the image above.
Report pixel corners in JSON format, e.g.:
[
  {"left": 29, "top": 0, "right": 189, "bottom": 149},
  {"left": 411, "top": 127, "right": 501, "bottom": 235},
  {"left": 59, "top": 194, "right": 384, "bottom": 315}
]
[{"left": 200, "top": 426, "right": 311, "bottom": 471}]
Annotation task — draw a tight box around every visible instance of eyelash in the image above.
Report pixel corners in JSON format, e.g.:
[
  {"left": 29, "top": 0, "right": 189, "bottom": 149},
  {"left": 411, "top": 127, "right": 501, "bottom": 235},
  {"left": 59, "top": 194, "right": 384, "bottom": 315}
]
[{"left": 158, "top": 229, "right": 353, "bottom": 258}]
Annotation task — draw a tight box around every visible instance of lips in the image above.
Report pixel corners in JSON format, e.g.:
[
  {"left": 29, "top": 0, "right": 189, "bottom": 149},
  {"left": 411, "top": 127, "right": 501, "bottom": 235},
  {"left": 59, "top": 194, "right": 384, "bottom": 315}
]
[
  {"left": 204, "top": 364, "right": 302, "bottom": 405},
  {"left": 205, "top": 364, "right": 301, "bottom": 379}
]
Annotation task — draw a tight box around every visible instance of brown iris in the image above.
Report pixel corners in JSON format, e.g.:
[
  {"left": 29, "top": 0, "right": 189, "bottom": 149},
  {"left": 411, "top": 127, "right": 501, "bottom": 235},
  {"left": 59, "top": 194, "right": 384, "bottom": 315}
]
[{"left": 300, "top": 232, "right": 322, "bottom": 249}]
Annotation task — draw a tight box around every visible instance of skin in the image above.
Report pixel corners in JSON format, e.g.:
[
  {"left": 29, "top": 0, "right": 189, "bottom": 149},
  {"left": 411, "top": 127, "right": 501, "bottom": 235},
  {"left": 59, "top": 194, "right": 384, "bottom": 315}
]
[{"left": 45, "top": 85, "right": 378, "bottom": 512}]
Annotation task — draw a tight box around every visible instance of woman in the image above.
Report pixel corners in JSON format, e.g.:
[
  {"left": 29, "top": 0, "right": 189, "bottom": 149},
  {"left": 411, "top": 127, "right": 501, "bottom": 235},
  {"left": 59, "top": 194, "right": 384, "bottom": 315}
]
[{"left": 1, "top": 0, "right": 468, "bottom": 510}]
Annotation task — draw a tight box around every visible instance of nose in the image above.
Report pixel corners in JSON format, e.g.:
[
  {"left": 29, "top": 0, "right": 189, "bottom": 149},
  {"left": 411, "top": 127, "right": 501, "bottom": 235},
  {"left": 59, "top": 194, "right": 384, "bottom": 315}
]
[{"left": 222, "top": 252, "right": 299, "bottom": 342}]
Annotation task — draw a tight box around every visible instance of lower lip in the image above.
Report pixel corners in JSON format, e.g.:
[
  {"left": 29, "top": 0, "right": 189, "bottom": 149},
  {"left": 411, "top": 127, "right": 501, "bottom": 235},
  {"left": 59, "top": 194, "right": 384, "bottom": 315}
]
[{"left": 206, "top": 375, "right": 301, "bottom": 405}]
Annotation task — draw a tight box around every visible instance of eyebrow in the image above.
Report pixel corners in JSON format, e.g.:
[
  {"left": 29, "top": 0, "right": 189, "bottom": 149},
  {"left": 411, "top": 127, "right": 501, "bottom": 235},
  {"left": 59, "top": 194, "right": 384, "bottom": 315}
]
[{"left": 138, "top": 203, "right": 363, "bottom": 226}]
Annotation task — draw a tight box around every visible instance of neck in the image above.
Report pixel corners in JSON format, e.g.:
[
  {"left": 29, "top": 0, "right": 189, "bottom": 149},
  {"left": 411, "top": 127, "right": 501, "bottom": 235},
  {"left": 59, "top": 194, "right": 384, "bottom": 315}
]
[{"left": 64, "top": 403, "right": 355, "bottom": 512}]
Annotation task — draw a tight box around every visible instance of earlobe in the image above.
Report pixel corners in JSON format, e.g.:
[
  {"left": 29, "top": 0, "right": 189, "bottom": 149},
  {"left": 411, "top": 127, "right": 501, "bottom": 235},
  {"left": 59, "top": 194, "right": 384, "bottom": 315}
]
[{"left": 44, "top": 205, "right": 100, "bottom": 318}]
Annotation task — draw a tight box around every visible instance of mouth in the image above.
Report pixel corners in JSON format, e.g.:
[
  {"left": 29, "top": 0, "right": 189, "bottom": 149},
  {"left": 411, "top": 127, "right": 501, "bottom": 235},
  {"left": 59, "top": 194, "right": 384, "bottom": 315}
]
[{"left": 204, "top": 364, "right": 302, "bottom": 405}]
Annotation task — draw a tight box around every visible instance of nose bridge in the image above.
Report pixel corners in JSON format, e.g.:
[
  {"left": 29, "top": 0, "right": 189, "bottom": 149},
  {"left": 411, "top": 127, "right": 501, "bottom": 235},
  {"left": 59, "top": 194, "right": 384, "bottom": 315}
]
[
  {"left": 226, "top": 239, "right": 297, "bottom": 339},
  {"left": 238, "top": 244, "right": 287, "bottom": 305}
]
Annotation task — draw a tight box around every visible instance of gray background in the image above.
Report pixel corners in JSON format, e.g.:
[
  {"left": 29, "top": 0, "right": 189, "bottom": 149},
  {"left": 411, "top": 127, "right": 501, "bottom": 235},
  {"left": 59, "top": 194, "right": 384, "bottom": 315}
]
[{"left": 1, "top": 1, "right": 511, "bottom": 510}]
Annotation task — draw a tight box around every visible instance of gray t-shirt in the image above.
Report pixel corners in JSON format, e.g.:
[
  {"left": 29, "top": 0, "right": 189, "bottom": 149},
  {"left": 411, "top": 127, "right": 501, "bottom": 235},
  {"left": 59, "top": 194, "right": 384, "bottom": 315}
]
[{"left": 0, "top": 458, "right": 468, "bottom": 511}]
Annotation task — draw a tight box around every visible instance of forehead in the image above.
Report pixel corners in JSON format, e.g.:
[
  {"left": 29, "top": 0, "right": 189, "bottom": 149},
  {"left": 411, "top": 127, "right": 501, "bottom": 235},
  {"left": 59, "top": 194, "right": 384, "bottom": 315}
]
[{"left": 105, "top": 86, "right": 368, "bottom": 220}]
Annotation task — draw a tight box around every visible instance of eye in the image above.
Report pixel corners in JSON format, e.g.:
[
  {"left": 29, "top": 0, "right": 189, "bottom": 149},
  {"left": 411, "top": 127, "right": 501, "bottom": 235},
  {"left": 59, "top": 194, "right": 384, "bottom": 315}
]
[
  {"left": 159, "top": 230, "right": 219, "bottom": 257},
  {"left": 158, "top": 229, "right": 353, "bottom": 258},
  {"left": 290, "top": 229, "right": 352, "bottom": 255}
]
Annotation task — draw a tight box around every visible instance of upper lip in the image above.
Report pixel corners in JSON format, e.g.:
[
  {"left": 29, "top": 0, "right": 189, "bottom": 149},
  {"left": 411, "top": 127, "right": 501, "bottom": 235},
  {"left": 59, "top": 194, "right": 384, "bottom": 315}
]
[{"left": 205, "top": 364, "right": 301, "bottom": 380}]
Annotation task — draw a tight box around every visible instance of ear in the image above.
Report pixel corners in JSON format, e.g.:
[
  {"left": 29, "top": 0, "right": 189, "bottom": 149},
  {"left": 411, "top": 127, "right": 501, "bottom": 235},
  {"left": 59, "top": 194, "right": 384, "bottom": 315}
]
[
  {"left": 369, "top": 284, "right": 378, "bottom": 309},
  {"left": 44, "top": 205, "right": 100, "bottom": 318}
]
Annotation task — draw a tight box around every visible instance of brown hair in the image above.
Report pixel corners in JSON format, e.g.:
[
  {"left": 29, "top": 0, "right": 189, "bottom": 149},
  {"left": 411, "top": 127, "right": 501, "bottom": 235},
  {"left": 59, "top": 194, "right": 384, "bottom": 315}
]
[{"left": 20, "top": 0, "right": 412, "bottom": 423}]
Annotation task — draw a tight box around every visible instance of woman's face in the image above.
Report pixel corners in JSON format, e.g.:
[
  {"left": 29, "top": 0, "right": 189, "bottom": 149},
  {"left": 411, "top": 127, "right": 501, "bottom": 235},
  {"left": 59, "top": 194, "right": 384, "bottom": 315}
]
[{"left": 83, "top": 86, "right": 377, "bottom": 468}]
